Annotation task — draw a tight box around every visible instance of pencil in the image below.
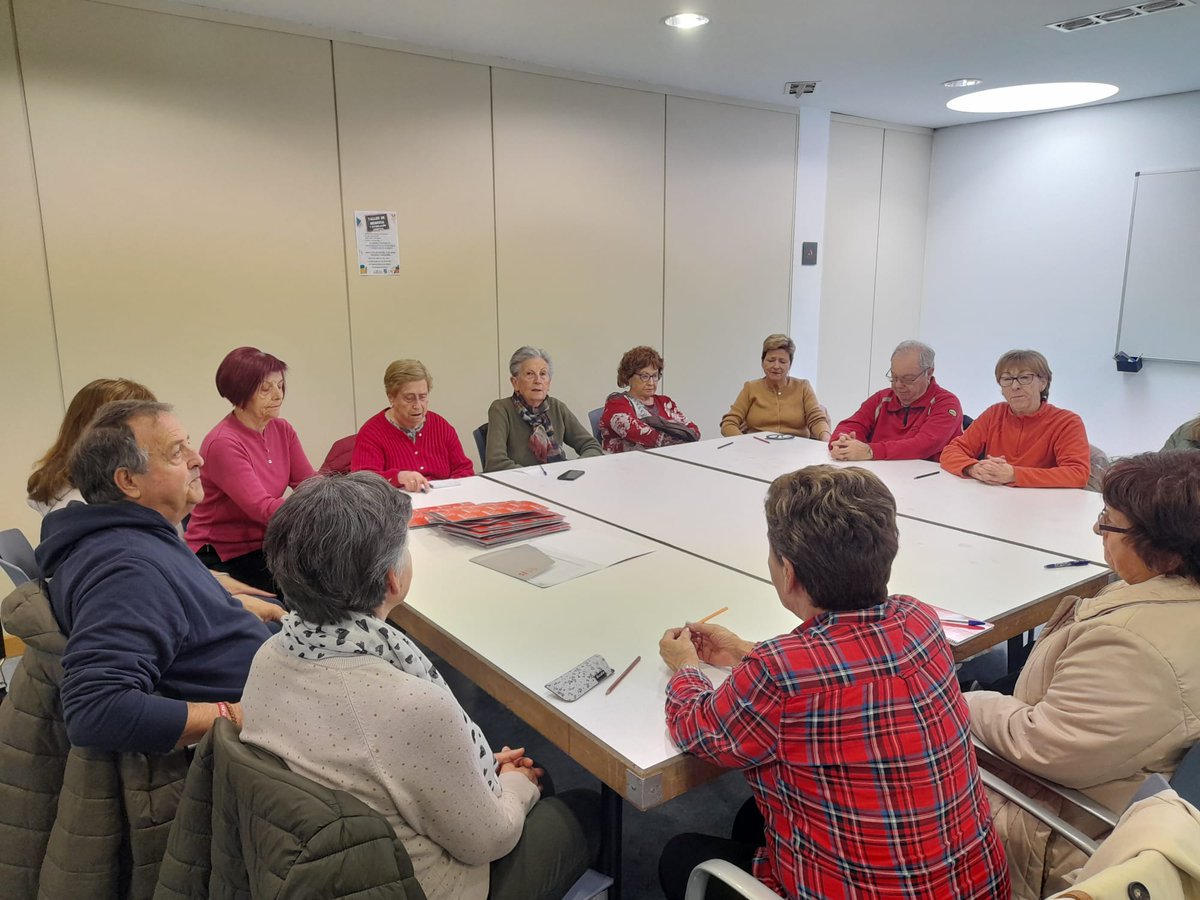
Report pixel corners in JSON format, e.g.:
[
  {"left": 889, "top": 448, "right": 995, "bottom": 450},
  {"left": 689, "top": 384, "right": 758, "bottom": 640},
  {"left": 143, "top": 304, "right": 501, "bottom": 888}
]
[
  {"left": 753, "top": 435, "right": 769, "bottom": 444},
  {"left": 605, "top": 655, "right": 641, "bottom": 695},
  {"left": 717, "top": 441, "right": 734, "bottom": 449},
  {"left": 696, "top": 606, "right": 729, "bottom": 624},
  {"left": 913, "top": 471, "right": 939, "bottom": 480}
]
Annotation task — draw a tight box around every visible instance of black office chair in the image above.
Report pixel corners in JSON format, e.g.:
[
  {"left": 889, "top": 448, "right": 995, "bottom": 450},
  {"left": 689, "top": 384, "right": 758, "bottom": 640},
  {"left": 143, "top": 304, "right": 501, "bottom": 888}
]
[{"left": 473, "top": 423, "right": 488, "bottom": 460}]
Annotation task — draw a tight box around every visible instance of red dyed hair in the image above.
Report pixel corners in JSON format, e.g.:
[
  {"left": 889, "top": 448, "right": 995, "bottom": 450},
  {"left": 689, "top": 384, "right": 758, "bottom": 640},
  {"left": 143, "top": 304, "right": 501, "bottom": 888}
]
[{"left": 215, "top": 346, "right": 288, "bottom": 408}]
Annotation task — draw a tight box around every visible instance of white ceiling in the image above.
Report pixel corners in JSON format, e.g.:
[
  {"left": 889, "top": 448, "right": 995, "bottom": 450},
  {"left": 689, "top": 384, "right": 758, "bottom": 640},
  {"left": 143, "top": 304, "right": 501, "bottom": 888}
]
[{"left": 177, "top": 0, "right": 1200, "bottom": 128}]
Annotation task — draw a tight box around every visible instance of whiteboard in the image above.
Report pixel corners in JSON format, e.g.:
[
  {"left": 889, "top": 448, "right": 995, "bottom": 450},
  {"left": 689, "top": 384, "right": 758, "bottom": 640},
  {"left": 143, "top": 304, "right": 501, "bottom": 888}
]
[{"left": 1115, "top": 167, "right": 1200, "bottom": 363}]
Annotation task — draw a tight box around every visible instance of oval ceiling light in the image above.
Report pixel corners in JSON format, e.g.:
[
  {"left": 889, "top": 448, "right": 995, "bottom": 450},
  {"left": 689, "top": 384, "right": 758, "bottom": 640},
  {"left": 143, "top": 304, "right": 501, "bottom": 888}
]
[
  {"left": 943, "top": 78, "right": 983, "bottom": 88},
  {"left": 947, "top": 81, "right": 1118, "bottom": 113},
  {"left": 663, "top": 13, "right": 709, "bottom": 28}
]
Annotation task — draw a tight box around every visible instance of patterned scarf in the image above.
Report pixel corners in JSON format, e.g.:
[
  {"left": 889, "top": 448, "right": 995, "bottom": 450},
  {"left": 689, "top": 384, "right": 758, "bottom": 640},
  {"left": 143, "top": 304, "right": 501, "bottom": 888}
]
[
  {"left": 512, "top": 393, "right": 565, "bottom": 464},
  {"left": 279, "top": 611, "right": 501, "bottom": 796}
]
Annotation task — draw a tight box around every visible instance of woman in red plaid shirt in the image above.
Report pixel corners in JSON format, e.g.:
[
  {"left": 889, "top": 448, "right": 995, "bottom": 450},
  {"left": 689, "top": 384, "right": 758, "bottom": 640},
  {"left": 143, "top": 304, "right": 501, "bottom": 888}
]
[{"left": 657, "top": 466, "right": 1008, "bottom": 899}]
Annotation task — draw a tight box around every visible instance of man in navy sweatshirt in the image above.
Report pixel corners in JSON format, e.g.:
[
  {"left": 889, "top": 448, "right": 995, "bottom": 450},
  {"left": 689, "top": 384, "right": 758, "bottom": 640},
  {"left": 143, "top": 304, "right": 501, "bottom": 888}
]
[{"left": 36, "top": 399, "right": 274, "bottom": 753}]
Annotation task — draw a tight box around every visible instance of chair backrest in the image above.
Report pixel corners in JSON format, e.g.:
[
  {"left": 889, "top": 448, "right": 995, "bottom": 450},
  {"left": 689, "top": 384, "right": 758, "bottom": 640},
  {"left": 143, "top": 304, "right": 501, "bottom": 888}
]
[
  {"left": 209, "top": 719, "right": 426, "bottom": 898},
  {"left": 1, "top": 557, "right": 30, "bottom": 587},
  {"left": 473, "top": 423, "right": 488, "bottom": 460},
  {"left": 1171, "top": 742, "right": 1200, "bottom": 807},
  {"left": 1086, "top": 443, "right": 1111, "bottom": 493},
  {"left": 961, "top": 413, "right": 974, "bottom": 431},
  {"left": 587, "top": 407, "right": 603, "bottom": 444},
  {"left": 320, "top": 434, "right": 357, "bottom": 474},
  {"left": 0, "top": 529, "right": 39, "bottom": 583}
]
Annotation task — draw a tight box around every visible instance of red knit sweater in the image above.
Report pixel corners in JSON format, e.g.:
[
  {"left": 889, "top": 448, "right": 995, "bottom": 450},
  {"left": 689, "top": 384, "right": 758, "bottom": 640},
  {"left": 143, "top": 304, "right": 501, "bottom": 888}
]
[
  {"left": 351, "top": 409, "right": 473, "bottom": 486},
  {"left": 940, "top": 402, "right": 1090, "bottom": 488}
]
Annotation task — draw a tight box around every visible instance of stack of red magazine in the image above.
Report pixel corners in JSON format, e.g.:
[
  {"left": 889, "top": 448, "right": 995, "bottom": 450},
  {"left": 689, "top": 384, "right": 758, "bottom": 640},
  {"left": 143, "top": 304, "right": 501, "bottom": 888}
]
[{"left": 411, "top": 500, "right": 569, "bottom": 546}]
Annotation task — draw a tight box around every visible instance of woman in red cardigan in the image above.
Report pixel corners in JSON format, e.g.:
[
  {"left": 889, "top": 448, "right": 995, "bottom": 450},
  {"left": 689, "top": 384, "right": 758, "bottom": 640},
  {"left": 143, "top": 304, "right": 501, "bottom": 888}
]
[
  {"left": 351, "top": 358, "right": 473, "bottom": 493},
  {"left": 940, "top": 349, "right": 1090, "bottom": 488},
  {"left": 599, "top": 345, "right": 700, "bottom": 453}
]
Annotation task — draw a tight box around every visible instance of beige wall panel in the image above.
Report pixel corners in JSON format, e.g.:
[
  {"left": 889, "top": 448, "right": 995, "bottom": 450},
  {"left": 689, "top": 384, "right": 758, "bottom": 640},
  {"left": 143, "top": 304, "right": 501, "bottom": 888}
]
[
  {"left": 0, "top": 0, "right": 62, "bottom": 542},
  {"left": 333, "top": 43, "right": 496, "bottom": 467},
  {"left": 817, "top": 121, "right": 883, "bottom": 423},
  {"left": 15, "top": 0, "right": 352, "bottom": 467},
  {"left": 664, "top": 97, "right": 797, "bottom": 436},
  {"left": 870, "top": 129, "right": 932, "bottom": 386},
  {"left": 492, "top": 69, "right": 664, "bottom": 427}
]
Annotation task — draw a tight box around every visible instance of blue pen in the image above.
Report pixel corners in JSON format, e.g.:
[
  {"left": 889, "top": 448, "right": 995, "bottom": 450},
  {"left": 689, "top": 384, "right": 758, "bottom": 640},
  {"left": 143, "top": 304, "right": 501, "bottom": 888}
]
[
  {"left": 941, "top": 616, "right": 988, "bottom": 628},
  {"left": 1044, "top": 560, "right": 1089, "bottom": 569}
]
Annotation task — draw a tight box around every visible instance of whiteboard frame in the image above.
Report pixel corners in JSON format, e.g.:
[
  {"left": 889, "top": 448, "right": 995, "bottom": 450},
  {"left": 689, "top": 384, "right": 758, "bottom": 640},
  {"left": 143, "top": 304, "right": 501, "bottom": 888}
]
[{"left": 1114, "top": 165, "right": 1200, "bottom": 365}]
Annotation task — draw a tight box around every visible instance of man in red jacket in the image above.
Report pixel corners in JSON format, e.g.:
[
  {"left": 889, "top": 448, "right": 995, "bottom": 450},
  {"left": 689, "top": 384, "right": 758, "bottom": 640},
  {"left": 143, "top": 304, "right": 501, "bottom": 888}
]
[{"left": 829, "top": 340, "right": 963, "bottom": 462}]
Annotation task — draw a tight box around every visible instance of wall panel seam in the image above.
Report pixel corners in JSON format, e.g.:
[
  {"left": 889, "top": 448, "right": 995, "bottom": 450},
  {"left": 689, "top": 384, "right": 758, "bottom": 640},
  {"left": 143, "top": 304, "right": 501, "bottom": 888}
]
[
  {"left": 488, "top": 65, "right": 502, "bottom": 401},
  {"left": 329, "top": 40, "right": 357, "bottom": 430},
  {"left": 9, "top": 0, "right": 64, "bottom": 407}
]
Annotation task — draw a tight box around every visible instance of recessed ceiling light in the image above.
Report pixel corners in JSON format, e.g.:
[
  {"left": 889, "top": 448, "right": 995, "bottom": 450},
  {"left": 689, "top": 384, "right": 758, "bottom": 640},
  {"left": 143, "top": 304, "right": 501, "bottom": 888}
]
[
  {"left": 947, "top": 82, "right": 1119, "bottom": 113},
  {"left": 663, "top": 13, "right": 709, "bottom": 29},
  {"left": 943, "top": 78, "right": 983, "bottom": 88}
]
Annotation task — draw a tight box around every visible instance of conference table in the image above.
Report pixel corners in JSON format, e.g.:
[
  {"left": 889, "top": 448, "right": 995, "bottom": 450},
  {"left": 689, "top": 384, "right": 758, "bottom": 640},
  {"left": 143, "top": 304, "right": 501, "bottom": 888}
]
[
  {"left": 390, "top": 438, "right": 1111, "bottom": 896},
  {"left": 649, "top": 433, "right": 1107, "bottom": 565}
]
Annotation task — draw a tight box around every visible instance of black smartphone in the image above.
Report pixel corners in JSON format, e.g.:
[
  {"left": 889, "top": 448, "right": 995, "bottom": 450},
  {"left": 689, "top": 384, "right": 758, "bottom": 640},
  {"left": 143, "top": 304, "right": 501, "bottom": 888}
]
[{"left": 557, "top": 469, "right": 585, "bottom": 481}]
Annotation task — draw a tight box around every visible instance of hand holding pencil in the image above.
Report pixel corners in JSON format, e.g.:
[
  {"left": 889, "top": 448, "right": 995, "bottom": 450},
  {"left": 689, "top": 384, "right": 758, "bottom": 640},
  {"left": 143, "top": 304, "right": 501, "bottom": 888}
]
[{"left": 686, "top": 620, "right": 755, "bottom": 667}]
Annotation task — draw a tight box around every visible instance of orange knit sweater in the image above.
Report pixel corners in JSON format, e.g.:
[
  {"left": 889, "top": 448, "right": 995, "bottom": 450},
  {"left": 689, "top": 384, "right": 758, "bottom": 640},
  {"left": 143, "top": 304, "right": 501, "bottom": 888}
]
[{"left": 940, "top": 402, "right": 1090, "bottom": 488}]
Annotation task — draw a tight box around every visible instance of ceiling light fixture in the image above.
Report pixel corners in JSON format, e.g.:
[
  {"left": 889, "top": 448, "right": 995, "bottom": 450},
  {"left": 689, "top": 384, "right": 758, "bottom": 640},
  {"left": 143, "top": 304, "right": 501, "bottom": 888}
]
[
  {"left": 663, "top": 13, "right": 709, "bottom": 29},
  {"left": 947, "top": 82, "right": 1118, "bottom": 113},
  {"left": 943, "top": 78, "right": 983, "bottom": 88},
  {"left": 1046, "top": 0, "right": 1194, "bottom": 32}
]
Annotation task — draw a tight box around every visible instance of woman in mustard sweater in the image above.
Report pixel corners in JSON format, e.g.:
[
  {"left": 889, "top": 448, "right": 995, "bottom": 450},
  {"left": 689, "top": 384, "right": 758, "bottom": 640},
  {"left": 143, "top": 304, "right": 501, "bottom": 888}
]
[
  {"left": 940, "top": 349, "right": 1090, "bottom": 488},
  {"left": 720, "top": 334, "right": 831, "bottom": 440}
]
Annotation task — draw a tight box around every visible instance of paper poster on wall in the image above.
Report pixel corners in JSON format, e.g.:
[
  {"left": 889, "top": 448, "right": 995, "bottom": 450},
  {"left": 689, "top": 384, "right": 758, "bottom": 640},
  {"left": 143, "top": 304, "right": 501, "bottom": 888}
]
[{"left": 354, "top": 211, "right": 401, "bottom": 275}]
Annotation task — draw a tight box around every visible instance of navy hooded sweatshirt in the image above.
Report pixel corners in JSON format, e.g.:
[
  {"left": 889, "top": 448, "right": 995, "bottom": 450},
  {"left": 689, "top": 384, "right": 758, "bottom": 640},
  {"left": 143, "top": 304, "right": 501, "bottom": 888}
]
[{"left": 36, "top": 500, "right": 272, "bottom": 753}]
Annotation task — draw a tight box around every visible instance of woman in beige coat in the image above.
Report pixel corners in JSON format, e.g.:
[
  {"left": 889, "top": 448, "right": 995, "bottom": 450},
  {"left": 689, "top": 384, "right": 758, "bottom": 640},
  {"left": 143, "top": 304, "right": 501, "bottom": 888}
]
[{"left": 967, "top": 450, "right": 1200, "bottom": 900}]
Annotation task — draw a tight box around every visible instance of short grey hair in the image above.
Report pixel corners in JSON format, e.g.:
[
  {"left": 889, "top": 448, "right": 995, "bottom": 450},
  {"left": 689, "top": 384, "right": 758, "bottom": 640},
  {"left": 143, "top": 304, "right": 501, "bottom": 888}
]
[
  {"left": 892, "top": 340, "right": 935, "bottom": 371},
  {"left": 69, "top": 399, "right": 172, "bottom": 504},
  {"left": 264, "top": 472, "right": 413, "bottom": 625},
  {"left": 508, "top": 346, "right": 554, "bottom": 379}
]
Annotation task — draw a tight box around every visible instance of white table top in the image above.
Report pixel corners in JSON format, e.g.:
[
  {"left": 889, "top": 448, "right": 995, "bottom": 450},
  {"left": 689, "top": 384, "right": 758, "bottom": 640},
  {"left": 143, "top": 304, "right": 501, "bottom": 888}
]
[
  {"left": 649, "top": 432, "right": 939, "bottom": 487},
  {"left": 404, "top": 477, "right": 795, "bottom": 774},
  {"left": 483, "top": 452, "right": 1105, "bottom": 622},
  {"left": 649, "top": 435, "right": 1107, "bottom": 565}
]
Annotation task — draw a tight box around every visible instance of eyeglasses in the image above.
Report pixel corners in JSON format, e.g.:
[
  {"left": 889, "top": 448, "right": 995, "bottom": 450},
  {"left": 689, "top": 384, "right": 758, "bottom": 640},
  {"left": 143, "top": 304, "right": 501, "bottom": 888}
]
[
  {"left": 1096, "top": 508, "right": 1131, "bottom": 535},
  {"left": 885, "top": 368, "right": 929, "bottom": 386},
  {"left": 998, "top": 373, "right": 1040, "bottom": 388},
  {"left": 633, "top": 372, "right": 660, "bottom": 383}
]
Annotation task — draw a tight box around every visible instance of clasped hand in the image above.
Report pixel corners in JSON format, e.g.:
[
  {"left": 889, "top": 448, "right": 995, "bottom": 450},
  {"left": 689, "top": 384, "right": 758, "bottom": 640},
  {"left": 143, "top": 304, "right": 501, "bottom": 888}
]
[
  {"left": 829, "top": 431, "right": 871, "bottom": 461},
  {"left": 496, "top": 745, "right": 544, "bottom": 792},
  {"left": 967, "top": 456, "right": 1015, "bottom": 485},
  {"left": 658, "top": 621, "right": 754, "bottom": 673}
]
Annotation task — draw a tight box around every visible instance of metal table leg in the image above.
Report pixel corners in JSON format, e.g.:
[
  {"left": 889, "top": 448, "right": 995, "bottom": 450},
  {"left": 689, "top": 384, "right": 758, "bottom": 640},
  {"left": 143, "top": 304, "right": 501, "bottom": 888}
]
[{"left": 600, "top": 782, "right": 624, "bottom": 900}]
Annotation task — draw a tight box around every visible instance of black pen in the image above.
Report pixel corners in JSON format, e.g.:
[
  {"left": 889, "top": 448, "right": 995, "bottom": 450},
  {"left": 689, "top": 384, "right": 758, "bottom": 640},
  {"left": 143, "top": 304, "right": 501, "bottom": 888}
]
[
  {"left": 1044, "top": 560, "right": 1089, "bottom": 569},
  {"left": 914, "top": 471, "right": 939, "bottom": 480},
  {"left": 717, "top": 441, "right": 734, "bottom": 449}
]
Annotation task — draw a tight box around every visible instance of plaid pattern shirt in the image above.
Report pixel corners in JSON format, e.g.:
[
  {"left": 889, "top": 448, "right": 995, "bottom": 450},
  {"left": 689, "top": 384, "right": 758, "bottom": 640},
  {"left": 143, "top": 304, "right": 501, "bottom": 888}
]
[{"left": 665, "top": 595, "right": 1009, "bottom": 899}]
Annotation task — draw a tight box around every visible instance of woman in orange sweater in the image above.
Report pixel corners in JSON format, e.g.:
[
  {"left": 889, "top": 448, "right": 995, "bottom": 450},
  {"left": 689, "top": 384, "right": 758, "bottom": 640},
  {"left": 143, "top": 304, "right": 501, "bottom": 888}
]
[{"left": 940, "top": 349, "right": 1090, "bottom": 488}]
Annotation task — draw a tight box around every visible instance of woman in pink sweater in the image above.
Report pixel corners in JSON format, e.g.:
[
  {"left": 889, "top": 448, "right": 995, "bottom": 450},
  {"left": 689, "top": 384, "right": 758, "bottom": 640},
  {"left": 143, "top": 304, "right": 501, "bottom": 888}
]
[{"left": 186, "top": 346, "right": 315, "bottom": 592}]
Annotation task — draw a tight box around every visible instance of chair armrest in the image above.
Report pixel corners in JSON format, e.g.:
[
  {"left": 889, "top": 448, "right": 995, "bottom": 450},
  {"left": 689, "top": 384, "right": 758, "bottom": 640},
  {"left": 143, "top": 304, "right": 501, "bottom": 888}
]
[
  {"left": 685, "top": 860, "right": 783, "bottom": 900},
  {"left": 977, "top": 768, "right": 1100, "bottom": 856},
  {"left": 971, "top": 737, "right": 1120, "bottom": 831}
]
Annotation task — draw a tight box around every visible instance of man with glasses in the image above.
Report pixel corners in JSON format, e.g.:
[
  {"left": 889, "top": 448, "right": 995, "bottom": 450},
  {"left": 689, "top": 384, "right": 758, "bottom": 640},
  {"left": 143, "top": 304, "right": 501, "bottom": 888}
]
[{"left": 829, "top": 340, "right": 963, "bottom": 461}]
